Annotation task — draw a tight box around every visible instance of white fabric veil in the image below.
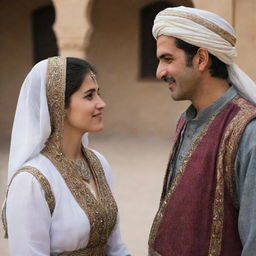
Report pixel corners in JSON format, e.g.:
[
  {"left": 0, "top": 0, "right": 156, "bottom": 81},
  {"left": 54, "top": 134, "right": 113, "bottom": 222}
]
[
  {"left": 152, "top": 6, "right": 256, "bottom": 104},
  {"left": 8, "top": 58, "right": 88, "bottom": 182}
]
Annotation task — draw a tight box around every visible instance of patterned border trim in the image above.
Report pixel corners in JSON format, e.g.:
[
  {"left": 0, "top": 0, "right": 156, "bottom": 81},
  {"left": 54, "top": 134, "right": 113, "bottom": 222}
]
[
  {"left": 2, "top": 167, "right": 55, "bottom": 238},
  {"left": 42, "top": 56, "right": 118, "bottom": 253},
  {"left": 46, "top": 56, "right": 66, "bottom": 149},
  {"left": 148, "top": 247, "right": 162, "bottom": 256},
  {"left": 159, "top": 10, "right": 236, "bottom": 46},
  {"left": 149, "top": 95, "right": 256, "bottom": 256},
  {"left": 42, "top": 147, "right": 118, "bottom": 250},
  {"left": 223, "top": 97, "right": 256, "bottom": 205},
  {"left": 208, "top": 96, "right": 256, "bottom": 256},
  {"left": 149, "top": 114, "right": 217, "bottom": 253}
]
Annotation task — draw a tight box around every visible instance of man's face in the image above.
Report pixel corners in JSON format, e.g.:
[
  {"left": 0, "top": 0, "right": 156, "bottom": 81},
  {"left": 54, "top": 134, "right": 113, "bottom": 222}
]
[{"left": 156, "top": 35, "right": 201, "bottom": 102}]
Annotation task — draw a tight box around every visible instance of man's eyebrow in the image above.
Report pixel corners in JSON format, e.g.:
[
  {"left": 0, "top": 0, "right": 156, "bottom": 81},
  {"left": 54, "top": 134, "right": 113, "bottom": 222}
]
[{"left": 158, "top": 53, "right": 173, "bottom": 60}]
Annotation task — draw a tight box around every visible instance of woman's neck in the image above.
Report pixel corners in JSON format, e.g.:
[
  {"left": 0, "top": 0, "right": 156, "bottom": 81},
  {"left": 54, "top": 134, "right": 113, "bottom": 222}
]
[{"left": 62, "top": 126, "right": 84, "bottom": 161}]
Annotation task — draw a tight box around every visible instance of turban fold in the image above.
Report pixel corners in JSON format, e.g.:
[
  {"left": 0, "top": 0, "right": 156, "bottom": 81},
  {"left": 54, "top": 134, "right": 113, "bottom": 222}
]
[{"left": 153, "top": 6, "right": 256, "bottom": 104}]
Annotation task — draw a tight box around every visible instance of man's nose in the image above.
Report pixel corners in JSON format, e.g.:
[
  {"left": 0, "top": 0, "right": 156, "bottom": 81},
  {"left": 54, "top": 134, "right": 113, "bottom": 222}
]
[{"left": 156, "top": 63, "right": 167, "bottom": 80}]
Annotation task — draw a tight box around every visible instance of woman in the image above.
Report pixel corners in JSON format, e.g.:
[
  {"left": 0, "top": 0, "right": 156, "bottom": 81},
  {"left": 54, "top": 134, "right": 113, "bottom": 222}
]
[{"left": 2, "top": 56, "right": 130, "bottom": 256}]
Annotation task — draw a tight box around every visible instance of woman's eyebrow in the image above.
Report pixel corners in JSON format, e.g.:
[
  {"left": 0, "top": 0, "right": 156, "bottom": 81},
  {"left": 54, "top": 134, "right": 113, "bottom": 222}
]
[{"left": 83, "top": 88, "right": 96, "bottom": 94}]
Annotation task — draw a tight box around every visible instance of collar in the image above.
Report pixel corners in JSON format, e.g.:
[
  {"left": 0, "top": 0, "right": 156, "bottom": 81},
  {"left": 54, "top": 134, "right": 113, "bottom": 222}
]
[{"left": 184, "top": 86, "right": 237, "bottom": 122}]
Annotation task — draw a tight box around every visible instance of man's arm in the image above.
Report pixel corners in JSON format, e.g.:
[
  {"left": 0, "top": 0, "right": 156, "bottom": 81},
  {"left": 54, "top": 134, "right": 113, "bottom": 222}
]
[{"left": 234, "top": 118, "right": 256, "bottom": 256}]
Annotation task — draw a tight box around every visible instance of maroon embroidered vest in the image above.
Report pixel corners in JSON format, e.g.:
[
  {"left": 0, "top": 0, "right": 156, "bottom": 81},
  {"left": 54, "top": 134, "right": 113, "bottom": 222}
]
[{"left": 149, "top": 96, "right": 256, "bottom": 256}]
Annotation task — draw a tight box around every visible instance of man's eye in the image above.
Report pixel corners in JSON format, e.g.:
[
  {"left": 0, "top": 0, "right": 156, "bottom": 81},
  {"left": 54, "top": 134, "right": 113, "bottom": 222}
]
[{"left": 165, "top": 57, "right": 173, "bottom": 63}]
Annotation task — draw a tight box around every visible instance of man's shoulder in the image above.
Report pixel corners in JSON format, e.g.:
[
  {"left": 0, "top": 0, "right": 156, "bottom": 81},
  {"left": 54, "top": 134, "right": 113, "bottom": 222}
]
[
  {"left": 227, "top": 96, "right": 256, "bottom": 130},
  {"left": 229, "top": 96, "right": 256, "bottom": 150},
  {"left": 232, "top": 95, "right": 256, "bottom": 113}
]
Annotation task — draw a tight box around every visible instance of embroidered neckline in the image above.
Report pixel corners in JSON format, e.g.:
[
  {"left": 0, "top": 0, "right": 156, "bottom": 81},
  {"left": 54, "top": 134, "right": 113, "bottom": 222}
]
[{"left": 43, "top": 57, "right": 118, "bottom": 248}]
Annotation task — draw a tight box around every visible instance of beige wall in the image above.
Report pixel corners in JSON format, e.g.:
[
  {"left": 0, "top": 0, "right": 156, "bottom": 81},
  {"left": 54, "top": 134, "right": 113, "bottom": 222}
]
[
  {"left": 235, "top": 0, "right": 256, "bottom": 79},
  {"left": 87, "top": 0, "right": 188, "bottom": 138},
  {"left": 193, "top": 0, "right": 233, "bottom": 23},
  {"left": 193, "top": 0, "right": 256, "bottom": 82},
  {"left": 1, "top": 0, "right": 256, "bottom": 144},
  {"left": 0, "top": 0, "right": 52, "bottom": 145},
  {"left": 0, "top": 0, "right": 189, "bottom": 146}
]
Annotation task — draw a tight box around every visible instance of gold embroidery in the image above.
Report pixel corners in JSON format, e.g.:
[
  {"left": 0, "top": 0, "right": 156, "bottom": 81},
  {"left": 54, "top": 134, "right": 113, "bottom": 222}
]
[
  {"left": 159, "top": 10, "right": 236, "bottom": 46},
  {"left": 42, "top": 146, "right": 118, "bottom": 251},
  {"left": 18, "top": 167, "right": 55, "bottom": 214},
  {"left": 45, "top": 56, "right": 66, "bottom": 152},
  {"left": 149, "top": 95, "right": 256, "bottom": 256},
  {"left": 208, "top": 96, "right": 256, "bottom": 255},
  {"left": 42, "top": 56, "right": 118, "bottom": 253},
  {"left": 148, "top": 247, "right": 162, "bottom": 256},
  {"left": 223, "top": 97, "right": 256, "bottom": 205},
  {"left": 2, "top": 167, "right": 55, "bottom": 238},
  {"left": 148, "top": 114, "right": 216, "bottom": 253},
  {"left": 207, "top": 156, "right": 224, "bottom": 256}
]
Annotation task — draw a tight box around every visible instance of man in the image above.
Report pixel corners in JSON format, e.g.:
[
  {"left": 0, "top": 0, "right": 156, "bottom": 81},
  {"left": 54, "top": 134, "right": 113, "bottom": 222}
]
[{"left": 148, "top": 6, "right": 256, "bottom": 256}]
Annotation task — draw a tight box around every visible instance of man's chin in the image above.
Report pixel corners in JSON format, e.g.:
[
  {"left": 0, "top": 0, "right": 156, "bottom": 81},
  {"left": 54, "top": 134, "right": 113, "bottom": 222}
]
[
  {"left": 171, "top": 94, "right": 182, "bottom": 101},
  {"left": 170, "top": 92, "right": 189, "bottom": 102}
]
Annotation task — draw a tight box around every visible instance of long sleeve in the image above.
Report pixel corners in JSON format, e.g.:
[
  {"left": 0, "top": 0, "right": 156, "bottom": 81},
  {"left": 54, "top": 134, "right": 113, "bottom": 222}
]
[
  {"left": 234, "top": 119, "right": 256, "bottom": 256},
  {"left": 6, "top": 172, "right": 51, "bottom": 256}
]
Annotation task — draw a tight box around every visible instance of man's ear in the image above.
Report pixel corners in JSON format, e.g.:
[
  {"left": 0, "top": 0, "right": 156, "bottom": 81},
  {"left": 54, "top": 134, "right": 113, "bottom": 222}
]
[{"left": 194, "top": 48, "right": 209, "bottom": 71}]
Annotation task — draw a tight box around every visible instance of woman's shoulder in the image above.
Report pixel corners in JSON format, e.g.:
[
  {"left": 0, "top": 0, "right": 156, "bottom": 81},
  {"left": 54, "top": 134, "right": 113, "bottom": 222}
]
[
  {"left": 22, "top": 154, "right": 62, "bottom": 179},
  {"left": 9, "top": 154, "right": 53, "bottom": 189},
  {"left": 9, "top": 154, "right": 62, "bottom": 196}
]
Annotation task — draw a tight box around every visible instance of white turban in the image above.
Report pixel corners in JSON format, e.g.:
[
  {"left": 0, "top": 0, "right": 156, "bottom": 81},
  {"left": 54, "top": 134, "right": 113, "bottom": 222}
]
[{"left": 153, "top": 6, "right": 256, "bottom": 104}]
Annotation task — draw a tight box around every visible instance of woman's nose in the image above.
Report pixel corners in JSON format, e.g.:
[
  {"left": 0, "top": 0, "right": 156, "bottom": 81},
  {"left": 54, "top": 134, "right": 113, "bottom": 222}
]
[{"left": 96, "top": 96, "right": 106, "bottom": 109}]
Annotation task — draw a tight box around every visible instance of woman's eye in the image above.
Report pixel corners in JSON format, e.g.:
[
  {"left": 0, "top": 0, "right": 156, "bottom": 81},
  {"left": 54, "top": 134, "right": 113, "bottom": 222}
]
[{"left": 84, "top": 93, "right": 93, "bottom": 100}]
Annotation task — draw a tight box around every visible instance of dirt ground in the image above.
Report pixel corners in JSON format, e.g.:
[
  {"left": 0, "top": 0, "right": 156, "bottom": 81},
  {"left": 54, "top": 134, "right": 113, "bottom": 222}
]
[{"left": 0, "top": 135, "right": 171, "bottom": 255}]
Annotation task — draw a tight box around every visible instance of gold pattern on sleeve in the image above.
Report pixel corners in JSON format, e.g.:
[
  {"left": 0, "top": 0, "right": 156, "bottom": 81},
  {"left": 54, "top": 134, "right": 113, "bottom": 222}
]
[{"left": 2, "top": 166, "right": 55, "bottom": 239}]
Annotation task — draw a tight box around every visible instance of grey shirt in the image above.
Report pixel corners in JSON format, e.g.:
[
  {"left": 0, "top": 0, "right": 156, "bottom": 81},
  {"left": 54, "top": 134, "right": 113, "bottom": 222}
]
[{"left": 167, "top": 87, "right": 256, "bottom": 255}]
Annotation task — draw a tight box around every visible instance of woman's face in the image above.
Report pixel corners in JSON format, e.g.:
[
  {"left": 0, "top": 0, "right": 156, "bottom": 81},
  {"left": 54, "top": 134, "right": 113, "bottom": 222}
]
[{"left": 65, "top": 73, "right": 106, "bottom": 134}]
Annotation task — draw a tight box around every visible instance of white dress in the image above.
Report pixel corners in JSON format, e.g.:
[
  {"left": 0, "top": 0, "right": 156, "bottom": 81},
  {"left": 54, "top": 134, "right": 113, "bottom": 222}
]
[{"left": 6, "top": 150, "right": 129, "bottom": 256}]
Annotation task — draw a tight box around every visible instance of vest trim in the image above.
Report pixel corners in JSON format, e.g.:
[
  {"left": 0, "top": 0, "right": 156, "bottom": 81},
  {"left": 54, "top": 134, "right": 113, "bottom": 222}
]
[
  {"left": 149, "top": 112, "right": 217, "bottom": 252},
  {"left": 149, "top": 95, "right": 256, "bottom": 256}
]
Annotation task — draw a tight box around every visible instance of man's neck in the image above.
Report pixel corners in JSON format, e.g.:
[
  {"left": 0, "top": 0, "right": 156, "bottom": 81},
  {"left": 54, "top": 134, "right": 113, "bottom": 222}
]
[{"left": 192, "top": 79, "right": 230, "bottom": 111}]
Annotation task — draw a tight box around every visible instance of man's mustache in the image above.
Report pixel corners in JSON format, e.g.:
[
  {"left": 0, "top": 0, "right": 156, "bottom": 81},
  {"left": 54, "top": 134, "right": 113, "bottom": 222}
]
[{"left": 162, "top": 75, "right": 175, "bottom": 83}]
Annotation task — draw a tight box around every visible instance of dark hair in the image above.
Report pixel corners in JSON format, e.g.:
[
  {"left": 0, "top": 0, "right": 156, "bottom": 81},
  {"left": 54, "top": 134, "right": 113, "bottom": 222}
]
[
  {"left": 175, "top": 38, "right": 228, "bottom": 80},
  {"left": 65, "top": 57, "right": 96, "bottom": 108}
]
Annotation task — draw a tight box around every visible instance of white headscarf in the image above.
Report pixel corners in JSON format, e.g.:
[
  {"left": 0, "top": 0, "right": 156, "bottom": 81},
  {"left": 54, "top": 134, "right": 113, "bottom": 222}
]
[
  {"left": 8, "top": 57, "right": 88, "bottom": 182},
  {"left": 153, "top": 6, "right": 256, "bottom": 104}
]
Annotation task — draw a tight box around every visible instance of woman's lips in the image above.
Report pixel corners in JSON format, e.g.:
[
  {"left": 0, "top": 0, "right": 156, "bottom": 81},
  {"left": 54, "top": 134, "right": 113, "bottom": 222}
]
[{"left": 92, "top": 113, "right": 103, "bottom": 119}]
